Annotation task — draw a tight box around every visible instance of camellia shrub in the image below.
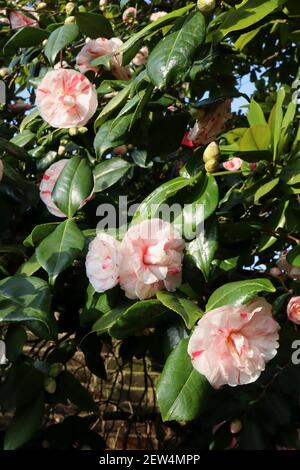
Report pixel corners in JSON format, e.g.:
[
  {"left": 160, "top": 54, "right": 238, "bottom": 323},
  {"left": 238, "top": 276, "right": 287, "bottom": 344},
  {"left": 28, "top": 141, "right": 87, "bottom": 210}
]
[{"left": 0, "top": 0, "right": 300, "bottom": 451}]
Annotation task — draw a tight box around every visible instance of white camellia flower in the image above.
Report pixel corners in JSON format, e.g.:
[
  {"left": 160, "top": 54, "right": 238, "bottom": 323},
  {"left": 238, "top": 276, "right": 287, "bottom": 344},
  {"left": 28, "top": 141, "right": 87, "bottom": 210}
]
[{"left": 0, "top": 340, "right": 7, "bottom": 365}]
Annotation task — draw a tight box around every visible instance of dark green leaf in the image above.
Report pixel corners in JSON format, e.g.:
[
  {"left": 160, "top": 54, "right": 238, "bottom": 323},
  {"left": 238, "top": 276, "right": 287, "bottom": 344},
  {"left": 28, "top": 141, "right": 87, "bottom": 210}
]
[
  {"left": 4, "top": 27, "right": 49, "bottom": 52},
  {"left": 93, "top": 158, "right": 132, "bottom": 192},
  {"left": 94, "top": 114, "right": 133, "bottom": 158},
  {"left": 156, "top": 291, "right": 203, "bottom": 329},
  {"left": 45, "top": 24, "right": 79, "bottom": 64},
  {"left": 186, "top": 218, "right": 218, "bottom": 281},
  {"left": 75, "top": 12, "right": 113, "bottom": 39},
  {"left": 58, "top": 371, "right": 97, "bottom": 412}
]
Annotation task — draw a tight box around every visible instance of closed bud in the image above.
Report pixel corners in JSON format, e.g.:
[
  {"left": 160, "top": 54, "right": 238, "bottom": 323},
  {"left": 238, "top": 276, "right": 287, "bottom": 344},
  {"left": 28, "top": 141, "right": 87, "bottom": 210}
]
[
  {"left": 99, "top": 0, "right": 108, "bottom": 9},
  {"left": 203, "top": 141, "right": 220, "bottom": 163},
  {"left": 58, "top": 145, "right": 66, "bottom": 156},
  {"left": 197, "top": 0, "right": 216, "bottom": 14},
  {"left": 230, "top": 420, "right": 242, "bottom": 434},
  {"left": 60, "top": 139, "right": 68, "bottom": 145},
  {"left": 44, "top": 377, "right": 57, "bottom": 394},
  {"left": 36, "top": 2, "right": 47, "bottom": 10},
  {"left": 78, "top": 126, "right": 88, "bottom": 134},
  {"left": 205, "top": 159, "right": 219, "bottom": 173},
  {"left": 65, "top": 2, "right": 75, "bottom": 15},
  {"left": 42, "top": 39, "right": 48, "bottom": 47},
  {"left": 49, "top": 363, "right": 64, "bottom": 378},
  {"left": 64, "top": 15, "right": 76, "bottom": 24},
  {"left": 78, "top": 6, "right": 86, "bottom": 12},
  {"left": 0, "top": 67, "right": 9, "bottom": 78},
  {"left": 69, "top": 127, "right": 78, "bottom": 136}
]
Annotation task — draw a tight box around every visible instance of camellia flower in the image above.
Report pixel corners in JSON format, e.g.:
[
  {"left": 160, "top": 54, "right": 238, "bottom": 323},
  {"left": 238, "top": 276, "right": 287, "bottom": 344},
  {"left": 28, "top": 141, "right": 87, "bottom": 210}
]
[
  {"left": 9, "top": 9, "right": 38, "bottom": 29},
  {"left": 76, "top": 37, "right": 131, "bottom": 80},
  {"left": 36, "top": 69, "right": 98, "bottom": 128},
  {"left": 181, "top": 131, "right": 195, "bottom": 149},
  {"left": 277, "top": 250, "right": 300, "bottom": 280},
  {"left": 122, "top": 7, "right": 137, "bottom": 23},
  {"left": 119, "top": 219, "right": 185, "bottom": 300},
  {"left": 287, "top": 297, "right": 300, "bottom": 325},
  {"left": 188, "top": 298, "right": 280, "bottom": 389},
  {"left": 132, "top": 46, "right": 149, "bottom": 66},
  {"left": 0, "top": 340, "right": 7, "bottom": 365},
  {"left": 40, "top": 159, "right": 68, "bottom": 218},
  {"left": 150, "top": 11, "right": 167, "bottom": 22},
  {"left": 223, "top": 157, "right": 243, "bottom": 171},
  {"left": 86, "top": 233, "right": 122, "bottom": 292},
  {"left": 189, "top": 99, "right": 232, "bottom": 147}
]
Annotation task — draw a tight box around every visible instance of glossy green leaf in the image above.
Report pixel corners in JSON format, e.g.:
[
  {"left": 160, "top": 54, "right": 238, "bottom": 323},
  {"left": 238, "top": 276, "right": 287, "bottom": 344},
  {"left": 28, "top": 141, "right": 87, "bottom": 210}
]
[
  {"left": 269, "top": 87, "right": 285, "bottom": 160},
  {"left": 109, "top": 300, "right": 168, "bottom": 339},
  {"left": 0, "top": 276, "right": 57, "bottom": 340},
  {"left": 4, "top": 391, "right": 44, "bottom": 450},
  {"left": 23, "top": 223, "right": 59, "bottom": 248},
  {"left": 17, "top": 254, "right": 41, "bottom": 277},
  {"left": 36, "top": 219, "right": 85, "bottom": 284},
  {"left": 206, "top": 278, "right": 276, "bottom": 311},
  {"left": 45, "top": 24, "right": 79, "bottom": 64},
  {"left": 57, "top": 371, "right": 97, "bottom": 412},
  {"left": 258, "top": 199, "right": 289, "bottom": 251},
  {"left": 281, "top": 159, "right": 300, "bottom": 186},
  {"left": 94, "top": 84, "right": 132, "bottom": 129},
  {"left": 10, "top": 130, "right": 35, "bottom": 148},
  {"left": 156, "top": 338, "right": 210, "bottom": 422},
  {"left": 94, "top": 114, "right": 133, "bottom": 158},
  {"left": 186, "top": 218, "right": 218, "bottom": 281},
  {"left": 254, "top": 177, "right": 280, "bottom": 204},
  {"left": 247, "top": 99, "right": 267, "bottom": 126},
  {"left": 92, "top": 304, "right": 131, "bottom": 335},
  {"left": 287, "top": 245, "right": 300, "bottom": 267},
  {"left": 156, "top": 291, "right": 203, "bottom": 329},
  {"left": 133, "top": 176, "right": 192, "bottom": 223},
  {"left": 75, "top": 12, "right": 113, "bottom": 39},
  {"left": 239, "top": 125, "right": 271, "bottom": 151},
  {"left": 4, "top": 27, "right": 49, "bottom": 52},
  {"left": 214, "top": 0, "right": 287, "bottom": 41},
  {"left": 93, "top": 158, "right": 132, "bottom": 192},
  {"left": 52, "top": 156, "right": 94, "bottom": 218},
  {"left": 5, "top": 325, "right": 27, "bottom": 362},
  {"left": 147, "top": 11, "right": 206, "bottom": 89}
]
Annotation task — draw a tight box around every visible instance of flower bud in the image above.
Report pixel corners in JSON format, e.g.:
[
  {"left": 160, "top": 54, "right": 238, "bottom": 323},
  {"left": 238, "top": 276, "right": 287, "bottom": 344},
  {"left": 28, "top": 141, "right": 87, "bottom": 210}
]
[
  {"left": 203, "top": 141, "right": 220, "bottom": 163},
  {"left": 42, "top": 39, "right": 48, "bottom": 47},
  {"left": 197, "top": 0, "right": 216, "bottom": 14},
  {"left": 49, "top": 363, "right": 64, "bottom": 378},
  {"left": 205, "top": 159, "right": 219, "bottom": 173},
  {"left": 99, "top": 0, "right": 108, "bottom": 8},
  {"left": 69, "top": 127, "right": 78, "bottom": 136},
  {"left": 58, "top": 145, "right": 66, "bottom": 156},
  {"left": 44, "top": 377, "right": 57, "bottom": 394},
  {"left": 0, "top": 67, "right": 9, "bottom": 78},
  {"left": 287, "top": 296, "right": 300, "bottom": 325},
  {"left": 230, "top": 420, "right": 242, "bottom": 434},
  {"left": 36, "top": 2, "right": 47, "bottom": 10},
  {"left": 78, "top": 126, "right": 88, "bottom": 134},
  {"left": 65, "top": 2, "right": 75, "bottom": 15},
  {"left": 64, "top": 15, "right": 76, "bottom": 24}
]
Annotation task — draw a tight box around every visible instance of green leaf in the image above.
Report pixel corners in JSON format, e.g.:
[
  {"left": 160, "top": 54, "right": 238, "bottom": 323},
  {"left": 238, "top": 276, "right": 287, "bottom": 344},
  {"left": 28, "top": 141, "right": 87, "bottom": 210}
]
[
  {"left": 4, "top": 391, "right": 44, "bottom": 450},
  {"left": 45, "top": 24, "right": 79, "bottom": 64},
  {"left": 0, "top": 276, "right": 57, "bottom": 340},
  {"left": 147, "top": 11, "right": 206, "bottom": 89},
  {"left": 281, "top": 159, "right": 300, "bottom": 186},
  {"left": 57, "top": 371, "right": 97, "bottom": 412},
  {"left": 10, "top": 130, "right": 35, "bottom": 148},
  {"left": 234, "top": 26, "right": 264, "bottom": 51},
  {"left": 206, "top": 278, "right": 276, "bottom": 311},
  {"left": 75, "top": 12, "right": 113, "bottom": 39},
  {"left": 93, "top": 158, "right": 132, "bottom": 192},
  {"left": 4, "top": 27, "right": 49, "bottom": 52},
  {"left": 133, "top": 176, "right": 192, "bottom": 223},
  {"left": 258, "top": 199, "right": 289, "bottom": 251},
  {"left": 287, "top": 245, "right": 300, "bottom": 267},
  {"left": 186, "top": 218, "right": 218, "bottom": 281},
  {"left": 109, "top": 300, "right": 168, "bottom": 339},
  {"left": 0, "top": 137, "right": 33, "bottom": 167},
  {"left": 20, "top": 108, "right": 40, "bottom": 133},
  {"left": 92, "top": 304, "right": 130, "bottom": 335},
  {"left": 5, "top": 325, "right": 27, "bottom": 362},
  {"left": 17, "top": 254, "right": 41, "bottom": 277},
  {"left": 247, "top": 99, "right": 267, "bottom": 126},
  {"left": 156, "top": 338, "right": 210, "bottom": 422},
  {"left": 94, "top": 83, "right": 132, "bottom": 129},
  {"left": 94, "top": 114, "right": 133, "bottom": 158},
  {"left": 214, "top": 0, "right": 287, "bottom": 41},
  {"left": 52, "top": 156, "right": 94, "bottom": 218},
  {"left": 36, "top": 219, "right": 85, "bottom": 284},
  {"left": 269, "top": 87, "right": 285, "bottom": 161},
  {"left": 23, "top": 223, "right": 59, "bottom": 248},
  {"left": 254, "top": 177, "right": 280, "bottom": 204},
  {"left": 239, "top": 125, "right": 271, "bottom": 151},
  {"left": 156, "top": 291, "right": 203, "bottom": 329}
]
